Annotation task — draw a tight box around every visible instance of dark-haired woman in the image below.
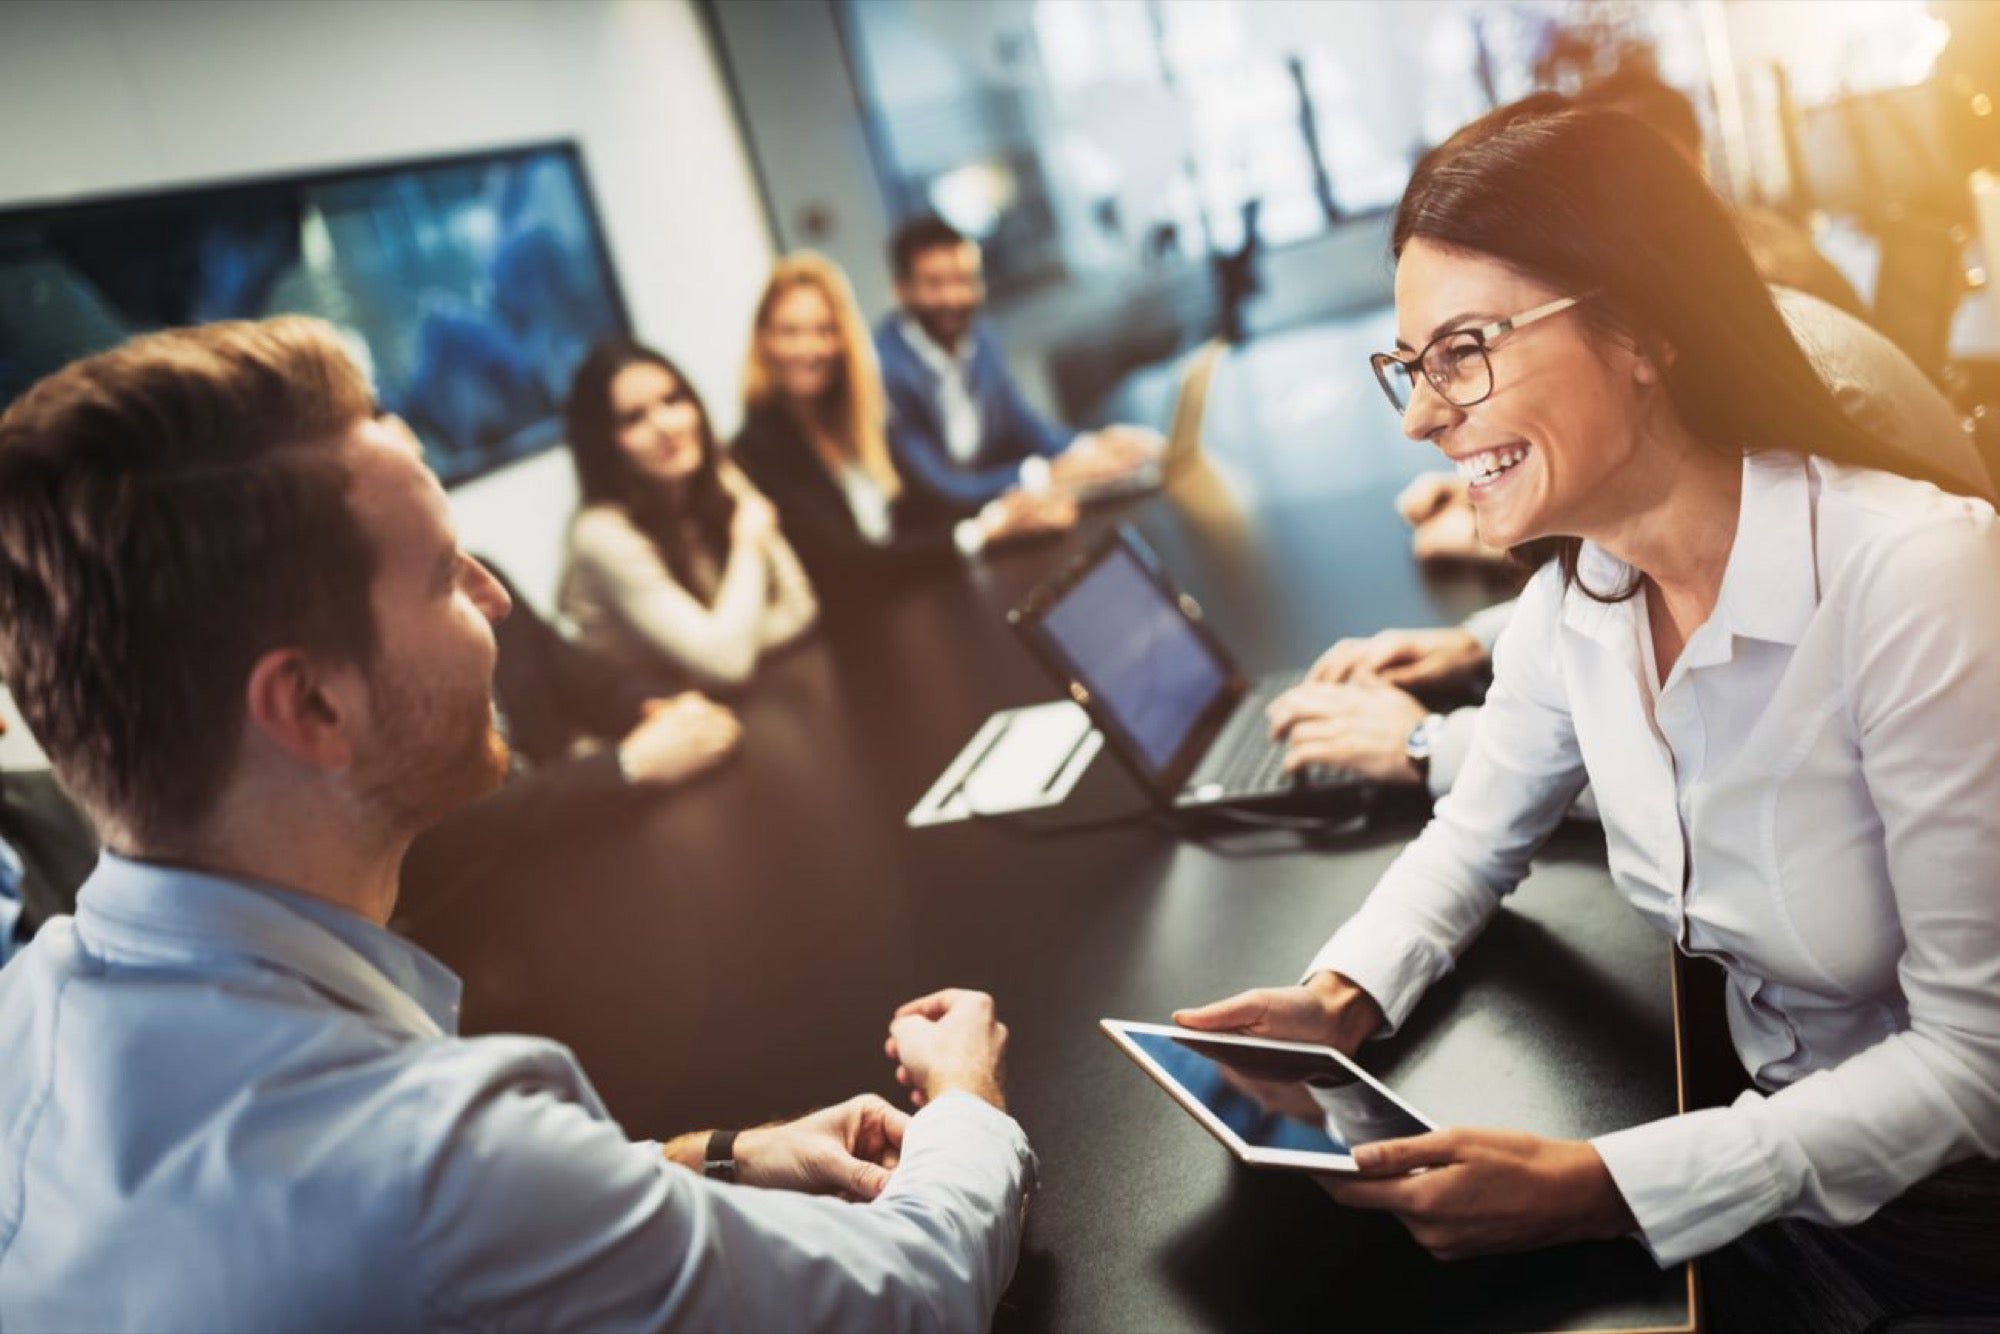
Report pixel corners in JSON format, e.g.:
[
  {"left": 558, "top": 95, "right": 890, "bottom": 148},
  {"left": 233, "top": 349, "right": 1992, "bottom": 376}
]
[
  {"left": 560, "top": 341, "right": 816, "bottom": 689},
  {"left": 1178, "top": 102, "right": 2000, "bottom": 1328}
]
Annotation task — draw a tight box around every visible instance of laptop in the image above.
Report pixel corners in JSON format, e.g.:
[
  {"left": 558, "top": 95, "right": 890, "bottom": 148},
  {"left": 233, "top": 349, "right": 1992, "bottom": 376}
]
[
  {"left": 1065, "top": 340, "right": 1224, "bottom": 504},
  {"left": 1007, "top": 526, "right": 1368, "bottom": 820}
]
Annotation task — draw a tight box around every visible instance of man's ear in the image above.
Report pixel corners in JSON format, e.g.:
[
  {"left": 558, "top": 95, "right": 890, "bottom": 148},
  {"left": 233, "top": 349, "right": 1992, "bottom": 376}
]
[{"left": 243, "top": 648, "right": 360, "bottom": 770}]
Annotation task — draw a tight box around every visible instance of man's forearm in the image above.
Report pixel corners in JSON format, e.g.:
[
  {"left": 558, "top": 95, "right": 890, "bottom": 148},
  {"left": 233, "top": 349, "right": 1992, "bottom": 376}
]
[{"left": 928, "top": 1075, "right": 1006, "bottom": 1113}]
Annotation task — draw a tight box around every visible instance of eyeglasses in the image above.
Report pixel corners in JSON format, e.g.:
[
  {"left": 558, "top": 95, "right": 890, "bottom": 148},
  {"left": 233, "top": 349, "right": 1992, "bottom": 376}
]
[{"left": 1369, "top": 294, "right": 1588, "bottom": 415}]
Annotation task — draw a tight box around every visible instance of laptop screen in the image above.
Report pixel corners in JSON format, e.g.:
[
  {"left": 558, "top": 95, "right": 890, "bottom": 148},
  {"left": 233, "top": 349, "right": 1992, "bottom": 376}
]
[{"left": 1035, "top": 541, "right": 1232, "bottom": 776}]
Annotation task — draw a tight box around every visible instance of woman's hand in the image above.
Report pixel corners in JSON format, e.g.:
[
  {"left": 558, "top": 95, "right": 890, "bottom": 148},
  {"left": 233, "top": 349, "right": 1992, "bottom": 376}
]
[
  {"left": 730, "top": 493, "right": 779, "bottom": 549},
  {"left": 1309, "top": 627, "right": 1489, "bottom": 690},
  {"left": 1324, "top": 1128, "right": 1637, "bottom": 1260},
  {"left": 1411, "top": 500, "right": 1510, "bottom": 566},
  {"left": 617, "top": 693, "right": 743, "bottom": 786},
  {"left": 1172, "top": 970, "right": 1385, "bottom": 1055},
  {"left": 1395, "top": 471, "right": 1468, "bottom": 527}
]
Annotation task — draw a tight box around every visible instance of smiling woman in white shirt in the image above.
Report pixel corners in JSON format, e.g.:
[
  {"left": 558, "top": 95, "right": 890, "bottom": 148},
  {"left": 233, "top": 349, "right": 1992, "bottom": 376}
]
[{"left": 1176, "top": 99, "right": 2000, "bottom": 1329}]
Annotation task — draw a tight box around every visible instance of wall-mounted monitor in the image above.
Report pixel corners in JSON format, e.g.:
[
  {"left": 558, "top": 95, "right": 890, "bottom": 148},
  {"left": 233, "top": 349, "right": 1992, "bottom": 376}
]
[{"left": 0, "top": 141, "right": 629, "bottom": 487}]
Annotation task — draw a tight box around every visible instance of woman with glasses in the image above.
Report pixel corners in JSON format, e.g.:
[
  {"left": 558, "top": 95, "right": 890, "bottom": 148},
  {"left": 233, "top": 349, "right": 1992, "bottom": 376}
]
[{"left": 1177, "top": 102, "right": 2000, "bottom": 1329}]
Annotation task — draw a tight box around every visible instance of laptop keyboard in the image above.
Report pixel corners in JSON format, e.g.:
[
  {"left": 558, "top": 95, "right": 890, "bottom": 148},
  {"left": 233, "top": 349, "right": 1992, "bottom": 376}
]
[{"left": 1186, "top": 669, "right": 1354, "bottom": 797}]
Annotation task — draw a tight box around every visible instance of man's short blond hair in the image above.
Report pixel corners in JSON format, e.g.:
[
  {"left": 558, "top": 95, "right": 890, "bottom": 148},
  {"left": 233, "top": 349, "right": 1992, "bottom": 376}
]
[{"left": 0, "top": 317, "right": 379, "bottom": 846}]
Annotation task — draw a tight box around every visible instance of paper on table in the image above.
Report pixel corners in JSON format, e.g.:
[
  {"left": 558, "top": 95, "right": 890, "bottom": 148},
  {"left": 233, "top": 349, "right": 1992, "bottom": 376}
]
[{"left": 906, "top": 701, "right": 1104, "bottom": 828}]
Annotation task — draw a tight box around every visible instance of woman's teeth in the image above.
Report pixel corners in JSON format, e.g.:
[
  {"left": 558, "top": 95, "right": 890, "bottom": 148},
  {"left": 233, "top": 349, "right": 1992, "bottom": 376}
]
[{"left": 1456, "top": 445, "right": 1529, "bottom": 485}]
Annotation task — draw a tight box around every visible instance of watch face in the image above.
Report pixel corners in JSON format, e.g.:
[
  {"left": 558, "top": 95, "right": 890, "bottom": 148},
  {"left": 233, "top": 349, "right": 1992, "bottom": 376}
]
[{"left": 1406, "top": 714, "right": 1442, "bottom": 761}]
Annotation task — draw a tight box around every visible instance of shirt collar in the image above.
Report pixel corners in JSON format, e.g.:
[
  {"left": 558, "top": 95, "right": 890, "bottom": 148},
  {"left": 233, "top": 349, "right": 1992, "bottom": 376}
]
[
  {"left": 1562, "top": 451, "right": 1818, "bottom": 652},
  {"left": 73, "top": 851, "right": 461, "bottom": 1039},
  {"left": 1711, "top": 451, "right": 1817, "bottom": 647},
  {"left": 900, "top": 314, "right": 974, "bottom": 376},
  {"left": 1561, "top": 542, "right": 1637, "bottom": 650}
]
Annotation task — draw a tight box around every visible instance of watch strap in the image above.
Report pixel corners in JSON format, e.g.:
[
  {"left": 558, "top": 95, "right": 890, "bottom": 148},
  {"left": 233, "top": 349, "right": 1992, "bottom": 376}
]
[{"left": 703, "top": 1128, "right": 739, "bottom": 1183}]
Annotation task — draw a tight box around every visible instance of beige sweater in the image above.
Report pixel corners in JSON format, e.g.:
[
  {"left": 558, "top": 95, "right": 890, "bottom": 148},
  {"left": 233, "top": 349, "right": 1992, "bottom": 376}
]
[{"left": 560, "top": 470, "right": 818, "bottom": 687}]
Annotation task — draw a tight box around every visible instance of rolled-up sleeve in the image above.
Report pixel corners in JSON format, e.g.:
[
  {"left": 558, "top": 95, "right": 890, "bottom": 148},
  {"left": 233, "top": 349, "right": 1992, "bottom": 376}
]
[
  {"left": 1306, "top": 567, "right": 1589, "bottom": 1030},
  {"left": 413, "top": 1041, "right": 1035, "bottom": 1332},
  {"left": 1593, "top": 513, "right": 2000, "bottom": 1266}
]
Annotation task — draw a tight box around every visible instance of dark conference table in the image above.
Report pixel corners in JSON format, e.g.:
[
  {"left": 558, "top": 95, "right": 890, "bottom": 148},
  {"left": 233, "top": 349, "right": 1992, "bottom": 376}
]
[{"left": 411, "top": 315, "right": 1696, "bottom": 1332}]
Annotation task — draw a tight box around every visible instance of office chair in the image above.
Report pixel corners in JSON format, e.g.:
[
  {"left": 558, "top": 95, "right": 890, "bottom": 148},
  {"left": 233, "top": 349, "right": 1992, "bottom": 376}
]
[{"left": 1872, "top": 213, "right": 1968, "bottom": 383}]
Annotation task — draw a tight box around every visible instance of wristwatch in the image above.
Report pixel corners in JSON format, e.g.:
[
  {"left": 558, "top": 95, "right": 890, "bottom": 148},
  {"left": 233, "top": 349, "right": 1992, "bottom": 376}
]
[
  {"left": 1404, "top": 712, "right": 1446, "bottom": 784},
  {"left": 703, "top": 1128, "right": 739, "bottom": 1183}
]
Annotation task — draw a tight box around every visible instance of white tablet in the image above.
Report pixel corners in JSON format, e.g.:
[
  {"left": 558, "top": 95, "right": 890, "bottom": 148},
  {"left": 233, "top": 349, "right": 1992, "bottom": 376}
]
[{"left": 1101, "top": 1019, "right": 1437, "bottom": 1174}]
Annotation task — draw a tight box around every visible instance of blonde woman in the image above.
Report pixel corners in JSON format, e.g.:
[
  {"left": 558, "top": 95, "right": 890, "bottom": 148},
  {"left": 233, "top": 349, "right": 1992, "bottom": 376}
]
[{"left": 732, "top": 252, "right": 1073, "bottom": 594}]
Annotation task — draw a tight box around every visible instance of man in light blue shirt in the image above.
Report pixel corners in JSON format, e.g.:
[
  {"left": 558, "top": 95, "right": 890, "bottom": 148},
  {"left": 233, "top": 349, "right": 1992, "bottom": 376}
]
[{"left": 0, "top": 317, "right": 1034, "bottom": 1331}]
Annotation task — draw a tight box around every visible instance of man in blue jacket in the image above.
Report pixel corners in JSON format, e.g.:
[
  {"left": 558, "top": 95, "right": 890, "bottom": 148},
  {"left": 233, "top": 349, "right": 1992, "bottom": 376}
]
[{"left": 874, "top": 214, "right": 1160, "bottom": 513}]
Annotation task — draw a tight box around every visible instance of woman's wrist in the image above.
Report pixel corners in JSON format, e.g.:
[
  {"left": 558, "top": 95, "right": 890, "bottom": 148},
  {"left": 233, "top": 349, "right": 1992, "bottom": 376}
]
[
  {"left": 1566, "top": 1141, "right": 1639, "bottom": 1240},
  {"left": 1305, "top": 969, "right": 1386, "bottom": 1048}
]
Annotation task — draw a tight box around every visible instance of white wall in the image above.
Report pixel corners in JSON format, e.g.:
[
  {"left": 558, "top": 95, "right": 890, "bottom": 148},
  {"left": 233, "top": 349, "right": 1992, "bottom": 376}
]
[
  {"left": 0, "top": 0, "right": 774, "bottom": 611},
  {"left": 707, "top": 0, "right": 898, "bottom": 317}
]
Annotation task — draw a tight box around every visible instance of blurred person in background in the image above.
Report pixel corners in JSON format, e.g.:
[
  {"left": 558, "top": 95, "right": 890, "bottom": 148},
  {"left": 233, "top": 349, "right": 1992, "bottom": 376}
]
[
  {"left": 561, "top": 338, "right": 816, "bottom": 690},
  {"left": 733, "top": 252, "right": 1074, "bottom": 598},
  {"left": 875, "top": 213, "right": 1160, "bottom": 512}
]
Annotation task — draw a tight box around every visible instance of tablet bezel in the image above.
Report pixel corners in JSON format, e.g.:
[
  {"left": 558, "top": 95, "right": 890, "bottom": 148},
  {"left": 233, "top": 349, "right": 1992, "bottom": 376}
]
[
  {"left": 1100, "top": 1018, "right": 1437, "bottom": 1174},
  {"left": 1006, "top": 526, "right": 1249, "bottom": 804}
]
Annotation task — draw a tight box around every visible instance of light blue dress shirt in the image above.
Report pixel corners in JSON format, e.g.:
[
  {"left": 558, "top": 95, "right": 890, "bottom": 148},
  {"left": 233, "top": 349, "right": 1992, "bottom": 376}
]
[{"left": 0, "top": 854, "right": 1034, "bottom": 1331}]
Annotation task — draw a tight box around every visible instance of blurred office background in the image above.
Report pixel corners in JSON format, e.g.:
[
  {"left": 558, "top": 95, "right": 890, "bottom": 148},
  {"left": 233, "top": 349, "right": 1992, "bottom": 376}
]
[
  {"left": 1, "top": 0, "right": 1996, "bottom": 604},
  {"left": 712, "top": 0, "right": 2000, "bottom": 428}
]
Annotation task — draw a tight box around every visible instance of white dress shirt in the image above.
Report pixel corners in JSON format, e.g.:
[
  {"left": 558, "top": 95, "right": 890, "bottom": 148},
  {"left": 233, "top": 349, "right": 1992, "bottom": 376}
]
[
  {"left": 901, "top": 316, "right": 1052, "bottom": 492},
  {"left": 0, "top": 854, "right": 1035, "bottom": 1331},
  {"left": 1310, "top": 452, "right": 2000, "bottom": 1266}
]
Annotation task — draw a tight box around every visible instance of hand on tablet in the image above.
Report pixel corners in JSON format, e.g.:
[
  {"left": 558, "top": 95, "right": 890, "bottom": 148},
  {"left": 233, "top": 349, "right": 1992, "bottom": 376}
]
[
  {"left": 1322, "top": 1127, "right": 1636, "bottom": 1260},
  {"left": 1172, "top": 971, "right": 1384, "bottom": 1055},
  {"left": 885, "top": 988, "right": 1009, "bottom": 1111}
]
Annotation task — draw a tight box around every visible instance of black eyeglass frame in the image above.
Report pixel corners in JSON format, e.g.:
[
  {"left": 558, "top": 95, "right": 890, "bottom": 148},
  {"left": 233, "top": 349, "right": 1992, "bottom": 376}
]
[{"left": 1369, "top": 293, "right": 1590, "bottom": 414}]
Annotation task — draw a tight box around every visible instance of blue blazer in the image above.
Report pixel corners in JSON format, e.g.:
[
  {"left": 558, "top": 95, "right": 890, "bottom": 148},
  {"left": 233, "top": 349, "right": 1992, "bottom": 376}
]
[{"left": 874, "top": 315, "right": 1073, "bottom": 512}]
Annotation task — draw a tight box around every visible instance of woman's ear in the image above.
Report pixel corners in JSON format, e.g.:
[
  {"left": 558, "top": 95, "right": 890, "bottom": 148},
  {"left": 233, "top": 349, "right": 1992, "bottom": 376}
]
[{"left": 1634, "top": 339, "right": 1677, "bottom": 385}]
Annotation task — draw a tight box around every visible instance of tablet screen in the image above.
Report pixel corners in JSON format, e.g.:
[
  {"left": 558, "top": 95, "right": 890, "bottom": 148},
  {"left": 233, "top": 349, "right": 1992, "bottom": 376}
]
[
  {"left": 1122, "top": 1028, "right": 1429, "bottom": 1157},
  {"left": 1032, "top": 541, "right": 1231, "bottom": 776}
]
